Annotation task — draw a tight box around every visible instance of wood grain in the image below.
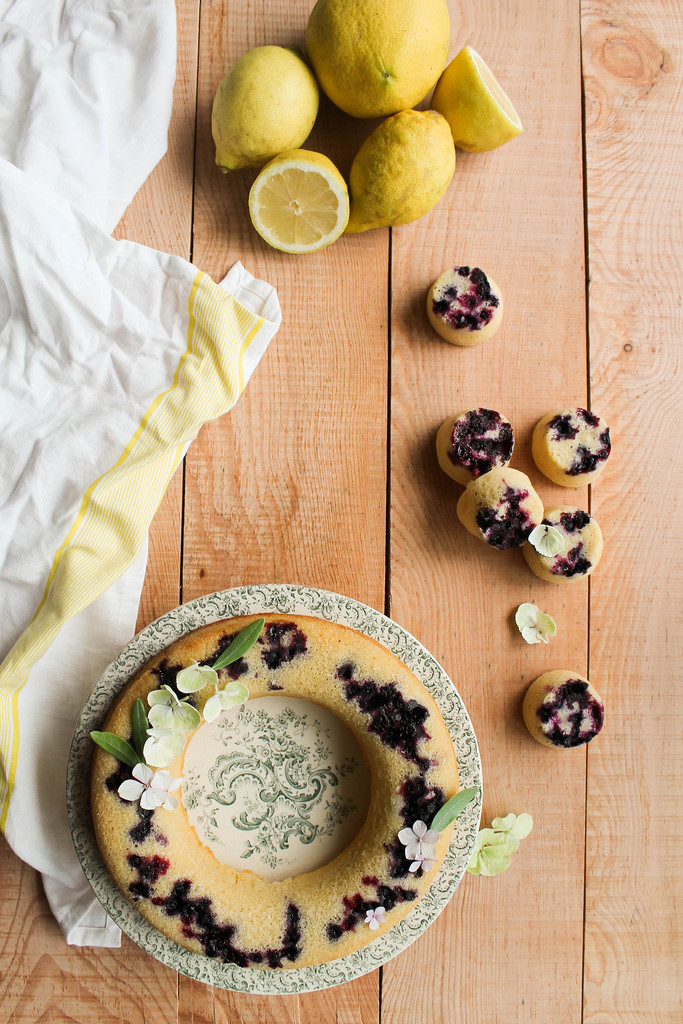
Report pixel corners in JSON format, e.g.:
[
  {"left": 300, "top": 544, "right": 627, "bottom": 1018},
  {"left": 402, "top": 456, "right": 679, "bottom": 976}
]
[
  {"left": 385, "top": 1, "right": 590, "bottom": 1021},
  {"left": 183, "top": 0, "right": 384, "bottom": 1019},
  {"left": 581, "top": 2, "right": 683, "bottom": 1021}
]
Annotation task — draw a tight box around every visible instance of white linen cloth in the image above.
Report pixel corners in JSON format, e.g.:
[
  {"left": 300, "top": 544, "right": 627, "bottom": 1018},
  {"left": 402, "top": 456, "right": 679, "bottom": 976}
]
[{"left": 0, "top": 1, "right": 282, "bottom": 946}]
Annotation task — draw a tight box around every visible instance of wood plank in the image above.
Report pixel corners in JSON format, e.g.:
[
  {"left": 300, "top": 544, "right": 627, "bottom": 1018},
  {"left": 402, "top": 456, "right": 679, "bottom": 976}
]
[
  {"left": 384, "top": 1, "right": 590, "bottom": 1020},
  {"left": 120, "top": 0, "right": 202, "bottom": 632},
  {"left": 0, "top": 835, "right": 178, "bottom": 1024},
  {"left": 581, "top": 1, "right": 683, "bottom": 1020},
  {"left": 183, "top": 0, "right": 385, "bottom": 1018}
]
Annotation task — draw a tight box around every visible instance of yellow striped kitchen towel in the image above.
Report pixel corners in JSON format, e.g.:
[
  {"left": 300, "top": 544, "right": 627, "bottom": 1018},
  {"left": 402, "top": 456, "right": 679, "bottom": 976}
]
[{"left": 0, "top": 156, "right": 281, "bottom": 944}]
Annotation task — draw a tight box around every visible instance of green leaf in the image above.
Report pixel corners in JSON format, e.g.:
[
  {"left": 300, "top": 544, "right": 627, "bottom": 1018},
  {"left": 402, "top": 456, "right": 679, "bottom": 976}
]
[
  {"left": 430, "top": 786, "right": 479, "bottom": 833},
  {"left": 131, "top": 699, "right": 148, "bottom": 760},
  {"left": 212, "top": 617, "right": 265, "bottom": 670},
  {"left": 90, "top": 731, "right": 140, "bottom": 768}
]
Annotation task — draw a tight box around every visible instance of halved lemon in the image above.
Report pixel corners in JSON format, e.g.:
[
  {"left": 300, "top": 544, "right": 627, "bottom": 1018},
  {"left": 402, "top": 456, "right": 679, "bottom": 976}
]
[
  {"left": 248, "top": 149, "right": 349, "bottom": 254},
  {"left": 431, "top": 46, "right": 523, "bottom": 153}
]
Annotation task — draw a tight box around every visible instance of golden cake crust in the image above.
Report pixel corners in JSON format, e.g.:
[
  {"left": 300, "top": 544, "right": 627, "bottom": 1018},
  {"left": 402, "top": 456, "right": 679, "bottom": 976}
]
[{"left": 91, "top": 613, "right": 459, "bottom": 969}]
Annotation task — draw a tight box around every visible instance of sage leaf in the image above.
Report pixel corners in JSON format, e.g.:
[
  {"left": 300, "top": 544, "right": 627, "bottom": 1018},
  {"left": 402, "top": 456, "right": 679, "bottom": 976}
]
[
  {"left": 90, "top": 731, "right": 140, "bottom": 769},
  {"left": 131, "top": 699, "right": 149, "bottom": 760},
  {"left": 212, "top": 617, "right": 265, "bottom": 670},
  {"left": 430, "top": 786, "right": 479, "bottom": 834}
]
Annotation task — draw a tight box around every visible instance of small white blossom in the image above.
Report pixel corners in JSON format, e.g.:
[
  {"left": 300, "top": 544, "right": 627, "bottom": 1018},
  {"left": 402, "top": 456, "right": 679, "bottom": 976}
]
[
  {"left": 397, "top": 819, "right": 440, "bottom": 873},
  {"left": 515, "top": 603, "right": 557, "bottom": 645},
  {"left": 365, "top": 906, "right": 387, "bottom": 930},
  {"left": 117, "top": 762, "right": 183, "bottom": 811}
]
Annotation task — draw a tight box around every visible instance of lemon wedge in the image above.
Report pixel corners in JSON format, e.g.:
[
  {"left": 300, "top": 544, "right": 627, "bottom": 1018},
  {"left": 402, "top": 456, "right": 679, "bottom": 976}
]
[
  {"left": 431, "top": 46, "right": 523, "bottom": 152},
  {"left": 248, "top": 150, "right": 349, "bottom": 254}
]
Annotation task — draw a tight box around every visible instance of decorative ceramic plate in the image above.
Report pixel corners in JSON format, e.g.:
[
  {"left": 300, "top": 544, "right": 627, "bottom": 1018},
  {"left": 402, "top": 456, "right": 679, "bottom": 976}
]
[{"left": 68, "top": 584, "right": 482, "bottom": 993}]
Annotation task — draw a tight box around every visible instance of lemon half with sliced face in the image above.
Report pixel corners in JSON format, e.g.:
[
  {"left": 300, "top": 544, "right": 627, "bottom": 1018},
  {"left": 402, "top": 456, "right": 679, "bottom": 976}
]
[
  {"left": 248, "top": 150, "right": 349, "bottom": 254},
  {"left": 432, "top": 46, "right": 523, "bottom": 153}
]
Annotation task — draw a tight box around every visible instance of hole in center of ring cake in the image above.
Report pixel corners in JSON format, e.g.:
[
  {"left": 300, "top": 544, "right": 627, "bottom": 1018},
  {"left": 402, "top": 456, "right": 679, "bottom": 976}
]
[{"left": 181, "top": 695, "right": 370, "bottom": 882}]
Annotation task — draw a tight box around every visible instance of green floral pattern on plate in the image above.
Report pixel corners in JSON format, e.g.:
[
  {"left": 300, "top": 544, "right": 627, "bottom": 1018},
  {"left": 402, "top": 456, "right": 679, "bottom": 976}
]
[
  {"left": 67, "top": 584, "right": 482, "bottom": 993},
  {"left": 183, "top": 698, "right": 366, "bottom": 877}
]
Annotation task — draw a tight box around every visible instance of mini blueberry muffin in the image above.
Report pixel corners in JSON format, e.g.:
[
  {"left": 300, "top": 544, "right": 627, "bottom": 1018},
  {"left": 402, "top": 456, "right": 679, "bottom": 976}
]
[
  {"left": 436, "top": 408, "right": 514, "bottom": 485},
  {"left": 523, "top": 670, "right": 605, "bottom": 748},
  {"left": 427, "top": 265, "right": 503, "bottom": 345},
  {"left": 456, "top": 467, "right": 544, "bottom": 549},
  {"left": 91, "top": 614, "right": 459, "bottom": 969},
  {"left": 524, "top": 506, "right": 604, "bottom": 584},
  {"left": 531, "top": 407, "right": 611, "bottom": 487}
]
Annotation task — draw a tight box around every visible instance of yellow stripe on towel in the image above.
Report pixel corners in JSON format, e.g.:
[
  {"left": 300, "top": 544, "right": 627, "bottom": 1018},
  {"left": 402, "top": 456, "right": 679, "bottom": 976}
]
[{"left": 0, "top": 273, "right": 265, "bottom": 826}]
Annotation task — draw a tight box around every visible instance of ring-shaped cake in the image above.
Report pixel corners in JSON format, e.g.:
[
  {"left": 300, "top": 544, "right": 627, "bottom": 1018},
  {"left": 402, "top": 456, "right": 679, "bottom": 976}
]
[{"left": 91, "top": 613, "right": 460, "bottom": 969}]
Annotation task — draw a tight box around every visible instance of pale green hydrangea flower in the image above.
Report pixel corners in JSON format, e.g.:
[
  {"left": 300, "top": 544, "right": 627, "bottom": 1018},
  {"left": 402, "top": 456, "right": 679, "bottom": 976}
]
[
  {"left": 467, "top": 812, "right": 533, "bottom": 876},
  {"left": 515, "top": 603, "right": 556, "bottom": 645},
  {"left": 175, "top": 661, "right": 219, "bottom": 694}
]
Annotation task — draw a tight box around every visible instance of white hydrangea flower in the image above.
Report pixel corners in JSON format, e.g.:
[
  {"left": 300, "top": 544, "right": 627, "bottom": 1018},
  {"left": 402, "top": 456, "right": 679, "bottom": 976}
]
[
  {"left": 515, "top": 603, "right": 557, "bottom": 645},
  {"left": 117, "top": 762, "right": 183, "bottom": 811},
  {"left": 203, "top": 681, "right": 250, "bottom": 723},
  {"left": 528, "top": 523, "right": 564, "bottom": 556},
  {"left": 175, "top": 661, "right": 218, "bottom": 694},
  {"left": 147, "top": 684, "right": 201, "bottom": 732},
  {"left": 397, "top": 819, "right": 440, "bottom": 873},
  {"left": 143, "top": 727, "right": 185, "bottom": 768}
]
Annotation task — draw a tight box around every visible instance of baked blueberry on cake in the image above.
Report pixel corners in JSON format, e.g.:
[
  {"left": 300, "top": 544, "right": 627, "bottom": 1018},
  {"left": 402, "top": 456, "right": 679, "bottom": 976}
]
[
  {"left": 531, "top": 407, "right": 611, "bottom": 487},
  {"left": 456, "top": 467, "right": 544, "bottom": 549},
  {"left": 524, "top": 506, "right": 603, "bottom": 583},
  {"left": 522, "top": 670, "right": 605, "bottom": 748},
  {"left": 436, "top": 408, "right": 514, "bottom": 485},
  {"left": 90, "top": 614, "right": 461, "bottom": 969},
  {"left": 427, "top": 265, "right": 503, "bottom": 345}
]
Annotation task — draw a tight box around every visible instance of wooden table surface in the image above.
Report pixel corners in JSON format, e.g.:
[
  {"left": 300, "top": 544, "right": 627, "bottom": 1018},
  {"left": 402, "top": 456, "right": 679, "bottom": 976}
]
[{"left": 2, "top": 1, "right": 681, "bottom": 1021}]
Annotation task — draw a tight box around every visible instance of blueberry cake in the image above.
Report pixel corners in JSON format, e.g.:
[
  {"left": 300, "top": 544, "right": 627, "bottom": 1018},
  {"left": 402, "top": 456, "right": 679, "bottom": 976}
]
[
  {"left": 531, "top": 407, "right": 611, "bottom": 487},
  {"left": 91, "top": 614, "right": 459, "bottom": 969},
  {"left": 524, "top": 506, "right": 603, "bottom": 584},
  {"left": 436, "top": 408, "right": 514, "bottom": 485},
  {"left": 427, "top": 265, "right": 503, "bottom": 345},
  {"left": 522, "top": 670, "right": 605, "bottom": 748},
  {"left": 456, "top": 467, "right": 544, "bottom": 549}
]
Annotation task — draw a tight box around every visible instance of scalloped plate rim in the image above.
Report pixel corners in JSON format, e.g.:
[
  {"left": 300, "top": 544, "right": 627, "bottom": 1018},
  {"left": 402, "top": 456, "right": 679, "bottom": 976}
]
[{"left": 67, "top": 583, "right": 482, "bottom": 994}]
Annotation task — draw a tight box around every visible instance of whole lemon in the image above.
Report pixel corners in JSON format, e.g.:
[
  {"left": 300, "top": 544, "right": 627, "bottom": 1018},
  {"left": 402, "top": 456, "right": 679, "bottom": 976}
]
[
  {"left": 345, "top": 109, "right": 455, "bottom": 233},
  {"left": 305, "top": 0, "right": 450, "bottom": 119},
  {"left": 212, "top": 46, "right": 319, "bottom": 171}
]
